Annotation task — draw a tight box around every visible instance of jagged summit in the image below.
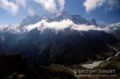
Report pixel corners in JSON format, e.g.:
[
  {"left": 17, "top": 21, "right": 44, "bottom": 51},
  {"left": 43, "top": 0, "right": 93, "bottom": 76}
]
[
  {"left": 20, "top": 14, "right": 42, "bottom": 26},
  {"left": 20, "top": 12, "right": 97, "bottom": 27}
]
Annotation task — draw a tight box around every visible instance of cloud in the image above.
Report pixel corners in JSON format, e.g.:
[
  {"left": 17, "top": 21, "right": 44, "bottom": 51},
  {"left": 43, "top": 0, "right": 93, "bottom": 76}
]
[
  {"left": 34, "top": 0, "right": 65, "bottom": 13},
  {"left": 106, "top": 0, "right": 120, "bottom": 10},
  {"left": 72, "top": 24, "right": 104, "bottom": 31},
  {"left": 0, "top": 0, "right": 18, "bottom": 15},
  {"left": 34, "top": 0, "right": 56, "bottom": 12},
  {"left": 58, "top": 0, "right": 65, "bottom": 11},
  {"left": 83, "top": 0, "right": 105, "bottom": 12},
  {"left": 0, "top": 0, "right": 26, "bottom": 15},
  {"left": 83, "top": 0, "right": 120, "bottom": 12},
  {"left": 28, "top": 8, "right": 35, "bottom": 16},
  {"left": 16, "top": 0, "right": 27, "bottom": 7}
]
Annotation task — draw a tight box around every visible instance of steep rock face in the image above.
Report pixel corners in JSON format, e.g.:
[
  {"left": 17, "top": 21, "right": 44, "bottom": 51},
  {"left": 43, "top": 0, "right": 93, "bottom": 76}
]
[
  {"left": 5, "top": 28, "right": 117, "bottom": 65},
  {"left": 0, "top": 33, "right": 4, "bottom": 53},
  {"left": 0, "top": 36, "right": 2, "bottom": 52},
  {"left": 71, "top": 15, "right": 89, "bottom": 24},
  {"left": 108, "top": 23, "right": 120, "bottom": 40},
  {"left": 87, "top": 18, "right": 97, "bottom": 25},
  {"left": 48, "top": 30, "right": 118, "bottom": 64}
]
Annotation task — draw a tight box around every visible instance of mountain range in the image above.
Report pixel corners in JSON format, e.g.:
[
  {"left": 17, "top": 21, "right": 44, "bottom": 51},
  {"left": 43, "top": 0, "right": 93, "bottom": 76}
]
[{"left": 0, "top": 13, "right": 120, "bottom": 65}]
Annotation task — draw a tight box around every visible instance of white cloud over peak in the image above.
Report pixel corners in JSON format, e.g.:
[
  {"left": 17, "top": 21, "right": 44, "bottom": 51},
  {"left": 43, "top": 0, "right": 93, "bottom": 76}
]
[
  {"left": 34, "top": 0, "right": 56, "bottom": 12},
  {"left": 16, "top": 0, "right": 27, "bottom": 7},
  {"left": 34, "top": 0, "right": 65, "bottom": 13},
  {"left": 0, "top": 0, "right": 26, "bottom": 15},
  {"left": 83, "top": 0, "right": 104, "bottom": 12},
  {"left": 83, "top": 0, "right": 120, "bottom": 12}
]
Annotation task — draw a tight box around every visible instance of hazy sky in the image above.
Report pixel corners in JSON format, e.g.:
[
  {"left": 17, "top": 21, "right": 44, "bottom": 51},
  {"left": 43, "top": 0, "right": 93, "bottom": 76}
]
[{"left": 0, "top": 0, "right": 120, "bottom": 25}]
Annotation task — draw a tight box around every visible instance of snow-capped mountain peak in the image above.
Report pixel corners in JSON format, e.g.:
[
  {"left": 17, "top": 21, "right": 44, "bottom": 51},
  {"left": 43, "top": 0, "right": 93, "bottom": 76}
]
[
  {"left": 107, "top": 23, "right": 120, "bottom": 31},
  {"left": 0, "top": 24, "right": 20, "bottom": 33},
  {"left": 22, "top": 19, "right": 74, "bottom": 32}
]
